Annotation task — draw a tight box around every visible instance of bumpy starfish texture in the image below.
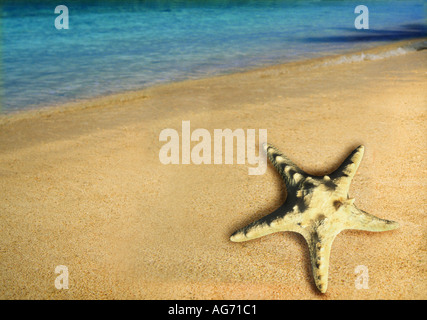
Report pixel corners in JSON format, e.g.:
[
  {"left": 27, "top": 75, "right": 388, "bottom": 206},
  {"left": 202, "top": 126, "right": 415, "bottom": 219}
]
[{"left": 230, "top": 143, "right": 398, "bottom": 293}]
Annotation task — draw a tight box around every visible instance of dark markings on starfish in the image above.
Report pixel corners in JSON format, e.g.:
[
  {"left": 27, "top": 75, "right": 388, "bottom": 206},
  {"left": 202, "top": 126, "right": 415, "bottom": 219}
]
[{"left": 230, "top": 143, "right": 399, "bottom": 293}]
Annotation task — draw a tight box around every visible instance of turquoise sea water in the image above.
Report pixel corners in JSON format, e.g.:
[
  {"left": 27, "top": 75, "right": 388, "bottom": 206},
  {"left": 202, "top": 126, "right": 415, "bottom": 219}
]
[{"left": 1, "top": 0, "right": 425, "bottom": 113}]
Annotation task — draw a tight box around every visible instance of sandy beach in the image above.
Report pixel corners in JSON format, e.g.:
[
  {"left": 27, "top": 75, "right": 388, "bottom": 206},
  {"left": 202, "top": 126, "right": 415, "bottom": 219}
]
[{"left": 0, "top": 40, "right": 426, "bottom": 299}]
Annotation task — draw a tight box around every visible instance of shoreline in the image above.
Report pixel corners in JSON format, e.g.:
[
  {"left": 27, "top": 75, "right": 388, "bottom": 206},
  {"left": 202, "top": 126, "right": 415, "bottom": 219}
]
[
  {"left": 0, "top": 38, "right": 426, "bottom": 299},
  {"left": 1, "top": 38, "right": 425, "bottom": 125}
]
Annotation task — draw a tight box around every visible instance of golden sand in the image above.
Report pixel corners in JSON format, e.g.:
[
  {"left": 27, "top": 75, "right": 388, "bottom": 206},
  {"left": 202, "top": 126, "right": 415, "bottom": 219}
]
[{"left": 0, "top": 40, "right": 426, "bottom": 299}]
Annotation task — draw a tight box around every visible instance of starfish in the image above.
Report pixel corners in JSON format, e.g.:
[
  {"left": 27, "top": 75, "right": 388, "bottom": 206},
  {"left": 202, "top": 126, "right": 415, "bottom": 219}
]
[{"left": 230, "top": 143, "right": 399, "bottom": 293}]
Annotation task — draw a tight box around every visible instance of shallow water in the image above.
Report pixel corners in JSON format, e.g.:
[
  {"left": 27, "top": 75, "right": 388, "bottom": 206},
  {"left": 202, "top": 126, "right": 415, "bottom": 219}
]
[{"left": 1, "top": 0, "right": 425, "bottom": 112}]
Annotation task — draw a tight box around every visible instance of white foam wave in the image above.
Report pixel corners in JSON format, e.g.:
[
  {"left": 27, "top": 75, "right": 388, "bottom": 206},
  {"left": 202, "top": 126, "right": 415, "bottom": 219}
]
[
  {"left": 322, "top": 47, "right": 412, "bottom": 66},
  {"left": 321, "top": 40, "right": 426, "bottom": 66}
]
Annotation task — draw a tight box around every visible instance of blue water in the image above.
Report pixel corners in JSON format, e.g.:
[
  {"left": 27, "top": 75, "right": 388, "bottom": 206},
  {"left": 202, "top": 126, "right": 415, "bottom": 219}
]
[{"left": 1, "top": 0, "right": 425, "bottom": 113}]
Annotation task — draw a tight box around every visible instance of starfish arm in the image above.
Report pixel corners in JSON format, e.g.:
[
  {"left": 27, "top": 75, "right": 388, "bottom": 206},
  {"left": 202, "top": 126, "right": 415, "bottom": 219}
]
[
  {"left": 263, "top": 143, "right": 307, "bottom": 192},
  {"left": 346, "top": 205, "right": 399, "bottom": 232},
  {"left": 305, "top": 233, "right": 337, "bottom": 293},
  {"left": 230, "top": 203, "right": 299, "bottom": 242},
  {"left": 330, "top": 145, "right": 365, "bottom": 196}
]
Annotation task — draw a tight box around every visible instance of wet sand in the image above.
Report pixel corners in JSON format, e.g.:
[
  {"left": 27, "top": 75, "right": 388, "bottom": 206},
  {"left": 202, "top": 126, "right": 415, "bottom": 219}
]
[{"left": 0, "top": 40, "right": 426, "bottom": 299}]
